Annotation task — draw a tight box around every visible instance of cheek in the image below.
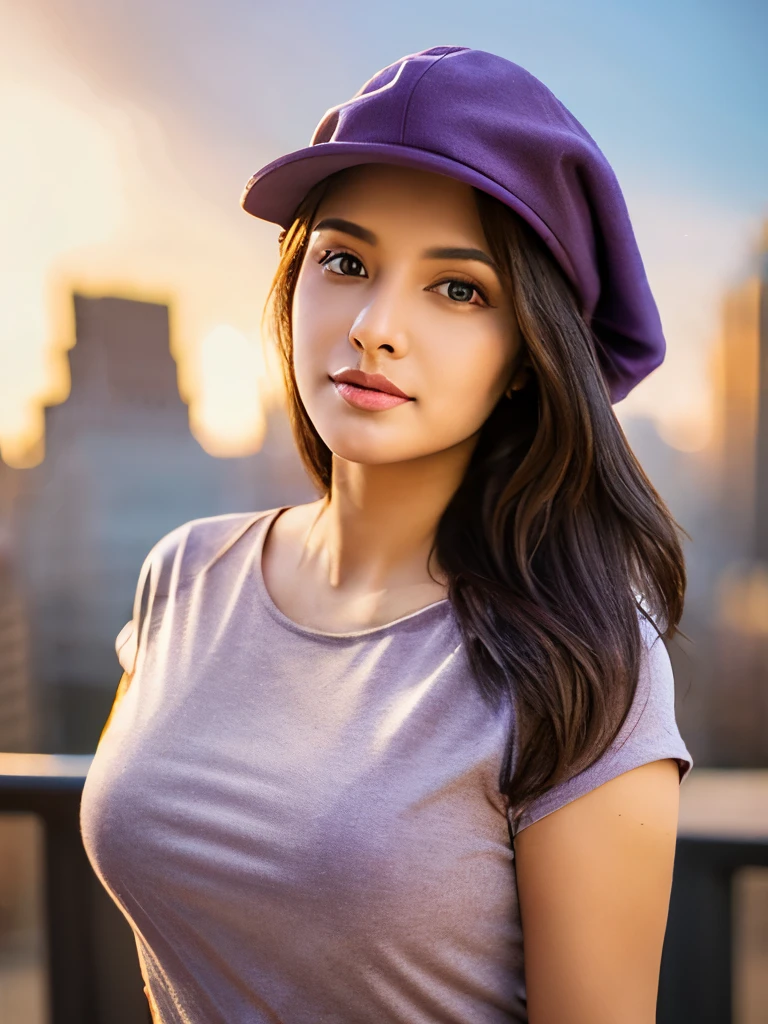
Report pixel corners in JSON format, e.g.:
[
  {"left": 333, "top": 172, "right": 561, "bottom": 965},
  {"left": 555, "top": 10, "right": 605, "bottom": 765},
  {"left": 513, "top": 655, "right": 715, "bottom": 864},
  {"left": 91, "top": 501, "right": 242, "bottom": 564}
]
[
  {"left": 291, "top": 272, "right": 323, "bottom": 355},
  {"left": 419, "top": 319, "right": 514, "bottom": 424},
  {"left": 291, "top": 273, "right": 339, "bottom": 387}
]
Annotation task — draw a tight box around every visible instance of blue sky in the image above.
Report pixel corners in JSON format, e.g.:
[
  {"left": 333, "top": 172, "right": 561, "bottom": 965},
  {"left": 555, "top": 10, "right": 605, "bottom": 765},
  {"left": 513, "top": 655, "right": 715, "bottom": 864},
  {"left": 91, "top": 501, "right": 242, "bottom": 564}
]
[{"left": 22, "top": 0, "right": 765, "bottom": 211}]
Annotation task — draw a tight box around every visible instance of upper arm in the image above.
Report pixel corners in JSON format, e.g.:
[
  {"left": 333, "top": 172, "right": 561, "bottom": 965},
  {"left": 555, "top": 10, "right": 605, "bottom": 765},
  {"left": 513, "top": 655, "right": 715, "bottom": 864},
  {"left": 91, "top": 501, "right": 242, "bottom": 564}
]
[{"left": 514, "top": 757, "right": 681, "bottom": 1024}]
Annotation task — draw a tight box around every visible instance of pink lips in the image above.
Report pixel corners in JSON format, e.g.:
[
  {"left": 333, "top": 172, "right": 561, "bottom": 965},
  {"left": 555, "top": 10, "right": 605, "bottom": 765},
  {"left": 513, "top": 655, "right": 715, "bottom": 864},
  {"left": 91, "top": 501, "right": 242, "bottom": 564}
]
[
  {"left": 333, "top": 382, "right": 411, "bottom": 411},
  {"left": 330, "top": 368, "right": 414, "bottom": 412}
]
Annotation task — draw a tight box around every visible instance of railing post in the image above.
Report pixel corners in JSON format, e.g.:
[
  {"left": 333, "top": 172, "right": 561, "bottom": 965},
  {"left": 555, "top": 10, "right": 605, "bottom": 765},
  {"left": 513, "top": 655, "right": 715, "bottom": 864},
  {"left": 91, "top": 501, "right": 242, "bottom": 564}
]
[
  {"left": 43, "top": 791, "right": 99, "bottom": 1024},
  {"left": 658, "top": 837, "right": 734, "bottom": 1023},
  {"left": 0, "top": 753, "right": 150, "bottom": 1024}
]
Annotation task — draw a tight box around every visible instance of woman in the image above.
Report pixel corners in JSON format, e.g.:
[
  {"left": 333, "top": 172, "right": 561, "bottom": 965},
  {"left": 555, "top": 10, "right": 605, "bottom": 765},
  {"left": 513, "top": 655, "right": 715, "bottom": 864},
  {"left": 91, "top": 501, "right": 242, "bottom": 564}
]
[{"left": 81, "top": 46, "right": 694, "bottom": 1023}]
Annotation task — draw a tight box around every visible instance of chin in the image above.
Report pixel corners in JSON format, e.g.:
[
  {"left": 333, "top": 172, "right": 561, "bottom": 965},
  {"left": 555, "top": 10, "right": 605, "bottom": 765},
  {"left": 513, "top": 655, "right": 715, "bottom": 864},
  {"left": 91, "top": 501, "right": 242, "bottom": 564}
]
[
  {"left": 322, "top": 435, "right": 409, "bottom": 466},
  {"left": 320, "top": 426, "right": 454, "bottom": 467}
]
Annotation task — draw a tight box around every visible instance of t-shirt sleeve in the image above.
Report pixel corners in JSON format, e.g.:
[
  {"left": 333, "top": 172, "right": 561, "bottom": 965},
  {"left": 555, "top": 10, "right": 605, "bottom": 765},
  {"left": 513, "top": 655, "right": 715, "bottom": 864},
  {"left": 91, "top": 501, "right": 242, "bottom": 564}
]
[
  {"left": 112, "top": 511, "right": 269, "bottom": 680},
  {"left": 115, "top": 619, "right": 138, "bottom": 676},
  {"left": 510, "top": 615, "right": 694, "bottom": 839},
  {"left": 113, "top": 522, "right": 187, "bottom": 678},
  {"left": 114, "top": 545, "right": 157, "bottom": 678}
]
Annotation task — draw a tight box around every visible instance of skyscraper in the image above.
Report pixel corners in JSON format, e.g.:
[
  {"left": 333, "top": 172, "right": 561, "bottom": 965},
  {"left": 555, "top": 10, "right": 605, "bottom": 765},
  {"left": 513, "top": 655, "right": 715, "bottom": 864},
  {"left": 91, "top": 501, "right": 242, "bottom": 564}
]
[
  {"left": 712, "top": 221, "right": 768, "bottom": 563},
  {"left": 0, "top": 461, "right": 35, "bottom": 752},
  {"left": 11, "top": 294, "right": 313, "bottom": 752},
  {"left": 708, "top": 221, "right": 768, "bottom": 765}
]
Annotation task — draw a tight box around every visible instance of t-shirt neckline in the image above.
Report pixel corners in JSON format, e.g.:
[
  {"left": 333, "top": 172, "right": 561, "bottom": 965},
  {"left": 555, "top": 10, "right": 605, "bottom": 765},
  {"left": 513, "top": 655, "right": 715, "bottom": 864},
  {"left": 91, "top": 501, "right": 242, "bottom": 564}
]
[{"left": 253, "top": 505, "right": 452, "bottom": 641}]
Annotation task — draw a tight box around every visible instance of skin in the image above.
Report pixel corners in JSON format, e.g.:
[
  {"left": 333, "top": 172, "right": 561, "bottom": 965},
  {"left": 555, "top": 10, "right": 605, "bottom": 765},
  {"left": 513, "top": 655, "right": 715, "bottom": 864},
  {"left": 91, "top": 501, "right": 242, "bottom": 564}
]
[
  {"left": 514, "top": 757, "right": 682, "bottom": 1024},
  {"left": 107, "top": 162, "right": 682, "bottom": 1023}
]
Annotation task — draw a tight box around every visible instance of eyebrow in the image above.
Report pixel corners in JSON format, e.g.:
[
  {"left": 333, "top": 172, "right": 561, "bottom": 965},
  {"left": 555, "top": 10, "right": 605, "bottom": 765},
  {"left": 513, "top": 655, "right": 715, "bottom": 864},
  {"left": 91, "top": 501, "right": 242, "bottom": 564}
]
[{"left": 311, "top": 217, "right": 500, "bottom": 275}]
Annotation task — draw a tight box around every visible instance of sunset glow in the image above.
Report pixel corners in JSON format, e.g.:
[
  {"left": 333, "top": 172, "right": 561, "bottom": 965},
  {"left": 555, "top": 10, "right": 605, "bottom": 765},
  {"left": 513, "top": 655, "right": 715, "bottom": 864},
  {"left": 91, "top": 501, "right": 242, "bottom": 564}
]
[
  {"left": 0, "top": 6, "right": 763, "bottom": 471},
  {"left": 0, "top": 13, "right": 285, "bottom": 467}
]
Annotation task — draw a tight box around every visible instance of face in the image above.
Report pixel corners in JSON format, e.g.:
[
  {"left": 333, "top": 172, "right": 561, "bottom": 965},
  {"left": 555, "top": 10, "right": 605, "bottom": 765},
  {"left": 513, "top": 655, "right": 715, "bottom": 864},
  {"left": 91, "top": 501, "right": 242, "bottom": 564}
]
[{"left": 291, "top": 163, "right": 523, "bottom": 466}]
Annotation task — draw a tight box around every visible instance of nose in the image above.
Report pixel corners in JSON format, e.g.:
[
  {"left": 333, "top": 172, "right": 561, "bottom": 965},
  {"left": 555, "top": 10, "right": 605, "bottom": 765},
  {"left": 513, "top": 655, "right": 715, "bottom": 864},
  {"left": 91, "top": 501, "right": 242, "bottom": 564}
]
[{"left": 347, "top": 272, "right": 410, "bottom": 358}]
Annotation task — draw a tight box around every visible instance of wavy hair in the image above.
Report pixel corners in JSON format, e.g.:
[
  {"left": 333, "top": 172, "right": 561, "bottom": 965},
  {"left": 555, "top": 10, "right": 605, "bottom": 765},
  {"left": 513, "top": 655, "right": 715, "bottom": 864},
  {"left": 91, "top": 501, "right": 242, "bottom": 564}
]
[{"left": 260, "top": 171, "right": 688, "bottom": 830}]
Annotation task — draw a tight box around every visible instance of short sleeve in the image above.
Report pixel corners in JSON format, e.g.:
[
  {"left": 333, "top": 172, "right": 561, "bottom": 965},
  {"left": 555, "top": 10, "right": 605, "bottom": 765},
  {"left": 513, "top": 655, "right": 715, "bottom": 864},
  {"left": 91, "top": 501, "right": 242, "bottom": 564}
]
[
  {"left": 111, "top": 510, "right": 269, "bottom": 681},
  {"left": 510, "top": 616, "right": 694, "bottom": 839},
  {"left": 115, "top": 620, "right": 138, "bottom": 675},
  {"left": 113, "top": 538, "right": 164, "bottom": 678}
]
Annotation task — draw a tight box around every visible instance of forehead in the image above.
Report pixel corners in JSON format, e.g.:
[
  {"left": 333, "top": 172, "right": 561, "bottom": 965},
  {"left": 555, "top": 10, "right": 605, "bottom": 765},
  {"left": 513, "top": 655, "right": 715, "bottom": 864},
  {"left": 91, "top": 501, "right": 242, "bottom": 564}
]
[{"left": 313, "top": 163, "right": 484, "bottom": 237}]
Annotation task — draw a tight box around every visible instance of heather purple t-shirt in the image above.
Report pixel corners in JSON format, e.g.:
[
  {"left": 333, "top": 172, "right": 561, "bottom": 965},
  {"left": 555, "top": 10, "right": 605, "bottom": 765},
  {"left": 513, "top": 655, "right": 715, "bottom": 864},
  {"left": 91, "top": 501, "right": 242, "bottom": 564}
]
[{"left": 80, "top": 506, "right": 694, "bottom": 1023}]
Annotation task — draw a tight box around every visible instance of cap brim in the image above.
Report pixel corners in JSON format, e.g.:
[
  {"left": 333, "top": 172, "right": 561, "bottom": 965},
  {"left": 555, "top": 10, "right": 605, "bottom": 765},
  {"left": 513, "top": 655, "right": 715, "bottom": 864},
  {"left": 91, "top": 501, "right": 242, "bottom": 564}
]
[{"left": 240, "top": 141, "right": 577, "bottom": 289}]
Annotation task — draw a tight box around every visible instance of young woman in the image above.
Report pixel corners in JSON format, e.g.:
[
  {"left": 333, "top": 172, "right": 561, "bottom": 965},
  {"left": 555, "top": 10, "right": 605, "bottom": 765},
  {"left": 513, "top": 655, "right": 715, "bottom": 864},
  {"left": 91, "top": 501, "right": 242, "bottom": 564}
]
[{"left": 81, "top": 46, "right": 694, "bottom": 1024}]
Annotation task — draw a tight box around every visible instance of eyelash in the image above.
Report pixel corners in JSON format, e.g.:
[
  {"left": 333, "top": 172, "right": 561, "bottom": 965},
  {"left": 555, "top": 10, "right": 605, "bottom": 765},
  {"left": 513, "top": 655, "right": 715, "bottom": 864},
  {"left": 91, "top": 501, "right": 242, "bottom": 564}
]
[{"left": 316, "top": 248, "right": 491, "bottom": 306}]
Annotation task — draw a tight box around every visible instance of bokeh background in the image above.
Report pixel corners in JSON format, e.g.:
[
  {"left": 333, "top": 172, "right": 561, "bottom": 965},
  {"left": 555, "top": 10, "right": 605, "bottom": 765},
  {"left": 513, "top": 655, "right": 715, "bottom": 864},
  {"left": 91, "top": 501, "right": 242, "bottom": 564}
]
[{"left": 0, "top": 1, "right": 766, "bottom": 1020}]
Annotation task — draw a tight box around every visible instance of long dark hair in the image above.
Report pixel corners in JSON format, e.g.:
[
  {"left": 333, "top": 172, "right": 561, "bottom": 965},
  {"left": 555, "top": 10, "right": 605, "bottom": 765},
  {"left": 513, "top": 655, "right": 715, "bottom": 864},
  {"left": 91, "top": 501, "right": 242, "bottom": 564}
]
[{"left": 261, "top": 170, "right": 688, "bottom": 830}]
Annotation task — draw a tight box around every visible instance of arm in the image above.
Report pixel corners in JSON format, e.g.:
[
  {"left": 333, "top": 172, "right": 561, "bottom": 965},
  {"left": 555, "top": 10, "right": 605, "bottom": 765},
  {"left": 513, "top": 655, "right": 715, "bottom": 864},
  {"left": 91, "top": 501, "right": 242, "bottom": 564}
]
[{"left": 514, "top": 757, "right": 681, "bottom": 1024}]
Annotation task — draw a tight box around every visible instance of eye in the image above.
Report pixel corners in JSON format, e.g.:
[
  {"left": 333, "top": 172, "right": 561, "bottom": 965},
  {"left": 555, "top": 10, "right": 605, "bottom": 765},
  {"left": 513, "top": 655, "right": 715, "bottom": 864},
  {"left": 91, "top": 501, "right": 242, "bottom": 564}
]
[
  {"left": 431, "top": 278, "right": 489, "bottom": 306},
  {"left": 318, "top": 249, "right": 368, "bottom": 278},
  {"left": 316, "top": 248, "right": 489, "bottom": 306}
]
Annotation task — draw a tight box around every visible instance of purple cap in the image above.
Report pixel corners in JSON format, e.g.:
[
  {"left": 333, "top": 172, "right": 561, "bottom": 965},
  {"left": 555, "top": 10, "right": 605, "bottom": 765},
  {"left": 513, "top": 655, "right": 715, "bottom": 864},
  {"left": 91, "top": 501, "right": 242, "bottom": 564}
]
[{"left": 241, "top": 45, "right": 665, "bottom": 403}]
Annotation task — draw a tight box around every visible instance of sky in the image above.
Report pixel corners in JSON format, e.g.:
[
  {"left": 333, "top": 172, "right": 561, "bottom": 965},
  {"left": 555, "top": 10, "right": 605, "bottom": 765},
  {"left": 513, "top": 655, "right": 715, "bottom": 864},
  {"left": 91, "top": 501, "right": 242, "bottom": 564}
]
[{"left": 1, "top": 0, "right": 766, "bottom": 465}]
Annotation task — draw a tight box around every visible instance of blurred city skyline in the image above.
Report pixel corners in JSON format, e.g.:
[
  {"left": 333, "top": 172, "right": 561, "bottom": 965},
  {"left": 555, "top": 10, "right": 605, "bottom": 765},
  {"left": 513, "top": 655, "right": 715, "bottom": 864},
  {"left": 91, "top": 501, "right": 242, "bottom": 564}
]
[
  {"left": 1, "top": 0, "right": 766, "bottom": 467},
  {"left": 0, "top": 208, "right": 765, "bottom": 757}
]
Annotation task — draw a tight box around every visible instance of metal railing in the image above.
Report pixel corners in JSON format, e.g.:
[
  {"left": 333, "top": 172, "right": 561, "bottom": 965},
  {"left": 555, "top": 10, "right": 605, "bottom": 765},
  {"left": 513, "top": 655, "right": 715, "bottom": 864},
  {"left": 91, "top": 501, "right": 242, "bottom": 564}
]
[
  {"left": 659, "top": 834, "right": 768, "bottom": 1023},
  {"left": 659, "top": 768, "right": 768, "bottom": 1024},
  {"left": 0, "top": 754, "right": 150, "bottom": 1024},
  {"left": 1, "top": 755, "right": 767, "bottom": 1024}
]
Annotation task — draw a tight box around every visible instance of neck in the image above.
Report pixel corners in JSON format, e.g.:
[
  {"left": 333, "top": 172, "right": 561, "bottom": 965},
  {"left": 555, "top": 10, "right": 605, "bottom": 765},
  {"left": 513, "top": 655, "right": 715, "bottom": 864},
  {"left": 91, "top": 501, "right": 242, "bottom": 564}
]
[{"left": 307, "top": 435, "right": 478, "bottom": 594}]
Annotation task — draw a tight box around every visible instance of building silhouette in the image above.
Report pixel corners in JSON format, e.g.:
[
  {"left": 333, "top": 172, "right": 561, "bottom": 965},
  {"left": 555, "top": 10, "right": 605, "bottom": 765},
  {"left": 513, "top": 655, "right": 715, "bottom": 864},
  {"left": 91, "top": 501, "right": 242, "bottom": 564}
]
[
  {"left": 620, "top": 415, "right": 716, "bottom": 765},
  {"left": 10, "top": 294, "right": 313, "bottom": 752},
  {"left": 0, "top": 461, "right": 36, "bottom": 752},
  {"left": 713, "top": 223, "right": 768, "bottom": 564},
  {"left": 708, "top": 220, "right": 768, "bottom": 765}
]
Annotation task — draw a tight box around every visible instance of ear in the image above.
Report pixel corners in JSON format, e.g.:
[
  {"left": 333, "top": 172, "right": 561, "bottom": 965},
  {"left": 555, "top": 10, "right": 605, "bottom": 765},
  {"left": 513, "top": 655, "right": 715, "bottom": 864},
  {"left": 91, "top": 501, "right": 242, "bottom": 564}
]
[{"left": 505, "top": 364, "right": 532, "bottom": 396}]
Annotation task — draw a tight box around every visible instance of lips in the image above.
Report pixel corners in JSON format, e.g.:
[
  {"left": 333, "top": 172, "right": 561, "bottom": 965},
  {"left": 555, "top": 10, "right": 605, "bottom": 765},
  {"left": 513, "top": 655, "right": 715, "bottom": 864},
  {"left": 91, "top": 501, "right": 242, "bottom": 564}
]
[{"left": 330, "top": 368, "right": 412, "bottom": 400}]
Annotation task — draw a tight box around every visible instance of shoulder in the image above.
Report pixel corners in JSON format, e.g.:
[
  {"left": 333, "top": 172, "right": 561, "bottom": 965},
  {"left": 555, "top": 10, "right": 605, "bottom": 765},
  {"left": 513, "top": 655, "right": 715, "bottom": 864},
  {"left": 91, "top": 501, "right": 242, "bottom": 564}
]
[
  {"left": 114, "top": 507, "right": 279, "bottom": 677},
  {"left": 140, "top": 507, "right": 279, "bottom": 594},
  {"left": 510, "top": 606, "right": 694, "bottom": 840},
  {"left": 625, "top": 610, "right": 686, "bottom": 753}
]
